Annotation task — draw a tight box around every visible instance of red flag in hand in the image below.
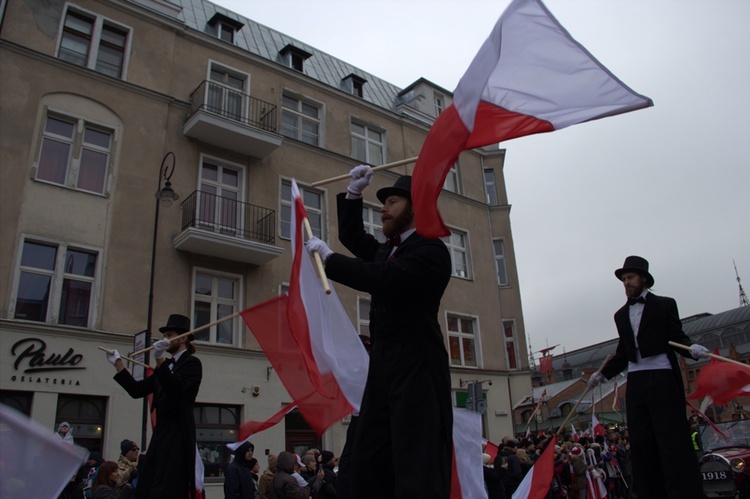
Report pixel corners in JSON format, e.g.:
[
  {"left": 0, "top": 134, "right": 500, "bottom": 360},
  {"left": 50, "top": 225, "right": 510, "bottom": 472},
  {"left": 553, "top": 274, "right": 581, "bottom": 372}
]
[{"left": 689, "top": 362, "right": 750, "bottom": 406}]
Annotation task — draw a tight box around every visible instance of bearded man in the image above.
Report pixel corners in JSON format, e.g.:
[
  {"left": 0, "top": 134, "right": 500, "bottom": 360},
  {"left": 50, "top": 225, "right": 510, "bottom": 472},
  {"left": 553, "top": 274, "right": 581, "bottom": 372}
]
[{"left": 306, "top": 167, "right": 453, "bottom": 498}]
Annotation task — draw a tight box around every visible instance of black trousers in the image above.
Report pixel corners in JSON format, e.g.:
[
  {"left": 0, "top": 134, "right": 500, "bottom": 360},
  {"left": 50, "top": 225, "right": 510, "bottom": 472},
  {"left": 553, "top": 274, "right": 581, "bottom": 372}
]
[{"left": 626, "top": 369, "right": 704, "bottom": 499}]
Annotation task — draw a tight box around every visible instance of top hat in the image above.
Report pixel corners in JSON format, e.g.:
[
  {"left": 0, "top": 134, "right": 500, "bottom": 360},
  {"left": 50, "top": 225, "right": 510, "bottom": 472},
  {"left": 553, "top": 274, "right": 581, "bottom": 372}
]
[
  {"left": 377, "top": 175, "right": 411, "bottom": 204},
  {"left": 614, "top": 256, "right": 654, "bottom": 287},
  {"left": 159, "top": 314, "right": 192, "bottom": 340}
]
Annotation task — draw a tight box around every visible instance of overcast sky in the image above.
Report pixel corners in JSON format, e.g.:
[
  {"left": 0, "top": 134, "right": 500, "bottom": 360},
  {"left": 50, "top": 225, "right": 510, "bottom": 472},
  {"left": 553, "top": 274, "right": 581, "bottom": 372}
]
[{"left": 214, "top": 0, "right": 750, "bottom": 358}]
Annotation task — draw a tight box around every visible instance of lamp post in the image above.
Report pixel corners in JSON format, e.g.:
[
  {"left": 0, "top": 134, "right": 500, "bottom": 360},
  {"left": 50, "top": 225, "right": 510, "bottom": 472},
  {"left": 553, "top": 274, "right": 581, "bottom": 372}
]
[{"left": 141, "top": 151, "right": 179, "bottom": 449}]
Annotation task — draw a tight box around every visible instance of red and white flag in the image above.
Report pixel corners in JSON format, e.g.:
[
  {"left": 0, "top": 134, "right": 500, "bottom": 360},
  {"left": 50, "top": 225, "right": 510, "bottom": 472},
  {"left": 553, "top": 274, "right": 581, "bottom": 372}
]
[
  {"left": 592, "top": 413, "right": 606, "bottom": 437},
  {"left": 239, "top": 180, "right": 370, "bottom": 435},
  {"left": 450, "top": 409, "right": 486, "bottom": 499},
  {"left": 526, "top": 389, "right": 547, "bottom": 426},
  {"left": 689, "top": 361, "right": 750, "bottom": 406},
  {"left": 512, "top": 435, "right": 558, "bottom": 499},
  {"left": 571, "top": 424, "right": 579, "bottom": 442},
  {"left": 412, "top": 0, "right": 653, "bottom": 238},
  {"left": 483, "top": 439, "right": 500, "bottom": 462}
]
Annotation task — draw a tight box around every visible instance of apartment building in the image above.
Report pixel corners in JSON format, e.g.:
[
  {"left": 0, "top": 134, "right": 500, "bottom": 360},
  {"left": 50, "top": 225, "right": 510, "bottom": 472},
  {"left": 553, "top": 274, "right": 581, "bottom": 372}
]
[{"left": 0, "top": 0, "right": 531, "bottom": 490}]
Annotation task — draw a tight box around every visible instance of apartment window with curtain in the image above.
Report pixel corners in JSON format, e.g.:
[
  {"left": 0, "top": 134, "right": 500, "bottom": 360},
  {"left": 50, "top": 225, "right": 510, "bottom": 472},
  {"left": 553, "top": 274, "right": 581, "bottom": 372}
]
[
  {"left": 281, "top": 94, "right": 321, "bottom": 146},
  {"left": 57, "top": 8, "right": 129, "bottom": 78},
  {"left": 208, "top": 65, "right": 247, "bottom": 121},
  {"left": 197, "top": 160, "right": 243, "bottom": 235},
  {"left": 503, "top": 320, "right": 519, "bottom": 369},
  {"left": 447, "top": 314, "right": 478, "bottom": 367},
  {"left": 350, "top": 121, "right": 384, "bottom": 165},
  {"left": 36, "top": 113, "right": 113, "bottom": 195},
  {"left": 280, "top": 180, "right": 324, "bottom": 239},
  {"left": 12, "top": 238, "right": 98, "bottom": 327},
  {"left": 192, "top": 270, "right": 241, "bottom": 345},
  {"left": 442, "top": 230, "right": 470, "bottom": 278},
  {"left": 493, "top": 239, "right": 509, "bottom": 286}
]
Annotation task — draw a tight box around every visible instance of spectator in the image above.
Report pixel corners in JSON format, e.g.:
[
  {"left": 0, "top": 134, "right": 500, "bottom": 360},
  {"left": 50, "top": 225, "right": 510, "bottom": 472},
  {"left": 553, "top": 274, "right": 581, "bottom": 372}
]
[
  {"left": 570, "top": 445, "right": 587, "bottom": 499},
  {"left": 117, "top": 439, "right": 139, "bottom": 488},
  {"left": 493, "top": 439, "right": 521, "bottom": 495},
  {"left": 249, "top": 458, "right": 260, "bottom": 498},
  {"left": 224, "top": 441, "right": 257, "bottom": 499},
  {"left": 482, "top": 453, "right": 504, "bottom": 499},
  {"left": 259, "top": 454, "right": 277, "bottom": 499},
  {"left": 271, "top": 451, "right": 323, "bottom": 499},
  {"left": 56, "top": 422, "right": 75, "bottom": 443},
  {"left": 318, "top": 451, "right": 337, "bottom": 499},
  {"left": 91, "top": 461, "right": 123, "bottom": 499}
]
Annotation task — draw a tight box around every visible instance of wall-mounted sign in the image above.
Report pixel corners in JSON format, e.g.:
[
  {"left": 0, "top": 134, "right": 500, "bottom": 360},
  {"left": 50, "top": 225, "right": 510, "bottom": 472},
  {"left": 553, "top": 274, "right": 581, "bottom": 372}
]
[{"left": 10, "top": 337, "right": 85, "bottom": 373}]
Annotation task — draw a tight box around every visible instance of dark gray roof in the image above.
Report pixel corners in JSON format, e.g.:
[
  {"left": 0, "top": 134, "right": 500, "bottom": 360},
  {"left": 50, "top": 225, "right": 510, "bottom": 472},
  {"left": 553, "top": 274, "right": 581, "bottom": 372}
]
[{"left": 160, "top": 0, "right": 409, "bottom": 111}]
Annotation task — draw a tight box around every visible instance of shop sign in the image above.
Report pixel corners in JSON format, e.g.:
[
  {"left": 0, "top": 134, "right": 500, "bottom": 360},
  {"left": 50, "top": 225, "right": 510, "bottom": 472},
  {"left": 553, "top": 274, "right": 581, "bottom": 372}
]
[{"left": 8, "top": 337, "right": 85, "bottom": 386}]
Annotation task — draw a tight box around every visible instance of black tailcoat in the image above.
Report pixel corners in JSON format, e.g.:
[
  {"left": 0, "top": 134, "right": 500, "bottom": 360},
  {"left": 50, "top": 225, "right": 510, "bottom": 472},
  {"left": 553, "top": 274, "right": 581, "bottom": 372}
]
[
  {"left": 115, "top": 352, "right": 202, "bottom": 499},
  {"left": 323, "top": 194, "right": 453, "bottom": 498}
]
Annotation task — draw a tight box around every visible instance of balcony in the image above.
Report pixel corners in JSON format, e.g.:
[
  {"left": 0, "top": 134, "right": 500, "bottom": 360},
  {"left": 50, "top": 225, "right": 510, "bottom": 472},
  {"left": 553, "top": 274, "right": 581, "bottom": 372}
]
[
  {"left": 184, "top": 81, "right": 283, "bottom": 158},
  {"left": 173, "top": 190, "right": 284, "bottom": 265}
]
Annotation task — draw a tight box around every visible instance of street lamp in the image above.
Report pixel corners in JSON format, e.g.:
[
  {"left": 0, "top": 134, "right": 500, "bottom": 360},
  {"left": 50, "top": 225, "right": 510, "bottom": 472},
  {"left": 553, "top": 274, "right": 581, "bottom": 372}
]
[{"left": 141, "top": 151, "right": 179, "bottom": 448}]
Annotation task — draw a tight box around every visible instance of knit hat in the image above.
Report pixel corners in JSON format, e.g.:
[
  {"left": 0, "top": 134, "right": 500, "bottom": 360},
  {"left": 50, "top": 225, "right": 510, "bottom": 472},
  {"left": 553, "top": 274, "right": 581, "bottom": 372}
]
[
  {"left": 320, "top": 450, "right": 335, "bottom": 465},
  {"left": 482, "top": 453, "right": 492, "bottom": 465},
  {"left": 120, "top": 439, "right": 138, "bottom": 455}
]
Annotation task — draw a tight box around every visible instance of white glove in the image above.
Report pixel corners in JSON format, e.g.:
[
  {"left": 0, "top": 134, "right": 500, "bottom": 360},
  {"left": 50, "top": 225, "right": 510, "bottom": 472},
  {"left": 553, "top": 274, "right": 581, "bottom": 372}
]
[
  {"left": 587, "top": 372, "right": 605, "bottom": 388},
  {"left": 153, "top": 338, "right": 171, "bottom": 360},
  {"left": 690, "top": 344, "right": 710, "bottom": 359},
  {"left": 106, "top": 349, "right": 121, "bottom": 365},
  {"left": 346, "top": 165, "right": 374, "bottom": 197},
  {"left": 306, "top": 237, "right": 333, "bottom": 262}
]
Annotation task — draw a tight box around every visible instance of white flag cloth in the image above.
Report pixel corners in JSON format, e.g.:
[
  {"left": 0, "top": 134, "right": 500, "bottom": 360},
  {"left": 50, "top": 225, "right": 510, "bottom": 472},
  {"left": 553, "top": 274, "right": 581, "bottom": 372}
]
[{"left": 0, "top": 403, "right": 89, "bottom": 498}]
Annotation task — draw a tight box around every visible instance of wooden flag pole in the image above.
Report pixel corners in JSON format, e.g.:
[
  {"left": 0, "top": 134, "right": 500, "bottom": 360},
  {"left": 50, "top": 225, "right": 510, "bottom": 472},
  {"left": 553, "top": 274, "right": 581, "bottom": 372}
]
[
  {"left": 669, "top": 341, "right": 750, "bottom": 368},
  {"left": 556, "top": 355, "right": 612, "bottom": 435},
  {"left": 303, "top": 217, "right": 331, "bottom": 295},
  {"left": 130, "top": 310, "right": 242, "bottom": 357},
  {"left": 310, "top": 157, "right": 418, "bottom": 187},
  {"left": 97, "top": 346, "right": 149, "bottom": 368}
]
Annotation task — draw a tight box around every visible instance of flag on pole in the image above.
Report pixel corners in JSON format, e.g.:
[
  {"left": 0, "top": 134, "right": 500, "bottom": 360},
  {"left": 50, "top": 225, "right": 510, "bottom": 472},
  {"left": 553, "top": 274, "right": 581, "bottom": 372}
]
[
  {"left": 526, "top": 389, "right": 547, "bottom": 426},
  {"left": 0, "top": 403, "right": 89, "bottom": 499},
  {"left": 450, "top": 409, "right": 486, "bottom": 499},
  {"left": 571, "top": 424, "right": 579, "bottom": 442},
  {"left": 483, "top": 439, "right": 500, "bottom": 462},
  {"left": 539, "top": 355, "right": 553, "bottom": 375},
  {"left": 239, "top": 180, "right": 370, "bottom": 435},
  {"left": 412, "top": 0, "right": 653, "bottom": 238},
  {"left": 688, "top": 361, "right": 750, "bottom": 406},
  {"left": 512, "top": 435, "right": 558, "bottom": 499},
  {"left": 592, "top": 413, "right": 606, "bottom": 437},
  {"left": 227, "top": 404, "right": 298, "bottom": 451}
]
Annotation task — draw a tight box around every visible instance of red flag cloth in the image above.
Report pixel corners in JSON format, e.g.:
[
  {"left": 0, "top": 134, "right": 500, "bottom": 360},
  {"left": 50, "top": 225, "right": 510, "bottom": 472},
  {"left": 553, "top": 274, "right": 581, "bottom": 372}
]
[
  {"left": 513, "top": 435, "right": 558, "bottom": 498},
  {"left": 235, "top": 404, "right": 297, "bottom": 444},
  {"left": 592, "top": 414, "right": 606, "bottom": 437},
  {"left": 484, "top": 440, "right": 499, "bottom": 462},
  {"left": 540, "top": 355, "right": 553, "bottom": 375},
  {"left": 411, "top": 0, "right": 653, "bottom": 238},
  {"left": 688, "top": 361, "right": 750, "bottom": 406},
  {"left": 145, "top": 366, "right": 156, "bottom": 429},
  {"left": 571, "top": 424, "right": 579, "bottom": 442}
]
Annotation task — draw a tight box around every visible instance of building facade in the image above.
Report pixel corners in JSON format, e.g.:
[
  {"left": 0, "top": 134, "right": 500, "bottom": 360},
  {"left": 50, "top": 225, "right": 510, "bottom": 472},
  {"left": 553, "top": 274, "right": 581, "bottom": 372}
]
[{"left": 0, "top": 0, "right": 531, "bottom": 492}]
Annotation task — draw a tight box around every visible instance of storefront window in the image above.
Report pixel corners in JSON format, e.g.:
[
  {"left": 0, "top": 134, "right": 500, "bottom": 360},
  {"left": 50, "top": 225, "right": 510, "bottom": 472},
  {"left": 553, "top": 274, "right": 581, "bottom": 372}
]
[
  {"left": 56, "top": 394, "right": 106, "bottom": 453},
  {"left": 194, "top": 404, "right": 240, "bottom": 480}
]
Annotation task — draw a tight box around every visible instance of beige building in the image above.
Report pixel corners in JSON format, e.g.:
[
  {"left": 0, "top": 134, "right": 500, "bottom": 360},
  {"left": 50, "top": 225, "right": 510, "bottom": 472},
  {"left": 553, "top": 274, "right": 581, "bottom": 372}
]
[{"left": 0, "top": 0, "right": 531, "bottom": 491}]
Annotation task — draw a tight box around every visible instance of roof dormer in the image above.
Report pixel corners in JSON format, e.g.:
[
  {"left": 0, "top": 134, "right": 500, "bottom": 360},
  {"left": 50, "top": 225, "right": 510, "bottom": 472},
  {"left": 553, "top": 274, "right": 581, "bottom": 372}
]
[
  {"left": 279, "top": 44, "right": 312, "bottom": 72},
  {"left": 207, "top": 12, "right": 244, "bottom": 44},
  {"left": 343, "top": 73, "right": 367, "bottom": 98}
]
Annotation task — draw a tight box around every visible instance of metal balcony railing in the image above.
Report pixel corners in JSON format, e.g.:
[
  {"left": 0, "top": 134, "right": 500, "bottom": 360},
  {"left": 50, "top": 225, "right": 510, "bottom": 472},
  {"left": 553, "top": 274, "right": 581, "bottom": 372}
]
[
  {"left": 181, "top": 190, "right": 276, "bottom": 245},
  {"left": 188, "top": 80, "right": 277, "bottom": 133}
]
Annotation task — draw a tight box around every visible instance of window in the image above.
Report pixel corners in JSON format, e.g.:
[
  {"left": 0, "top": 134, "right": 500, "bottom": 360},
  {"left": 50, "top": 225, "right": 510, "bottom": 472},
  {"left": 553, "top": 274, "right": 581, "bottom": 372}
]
[
  {"left": 493, "top": 239, "right": 509, "bottom": 286},
  {"left": 443, "top": 162, "right": 461, "bottom": 194},
  {"left": 442, "top": 230, "right": 470, "bottom": 278},
  {"left": 350, "top": 121, "right": 384, "bottom": 165},
  {"left": 217, "top": 22, "right": 235, "bottom": 43},
  {"left": 503, "top": 320, "right": 519, "bottom": 370},
  {"left": 280, "top": 180, "right": 324, "bottom": 239},
  {"left": 208, "top": 65, "right": 247, "bottom": 121},
  {"left": 58, "top": 9, "right": 129, "bottom": 78},
  {"left": 281, "top": 95, "right": 321, "bottom": 146},
  {"left": 36, "top": 113, "right": 113, "bottom": 195},
  {"left": 484, "top": 168, "right": 499, "bottom": 205},
  {"left": 56, "top": 395, "right": 106, "bottom": 453},
  {"left": 434, "top": 93, "right": 445, "bottom": 117},
  {"left": 193, "top": 271, "right": 241, "bottom": 346},
  {"left": 447, "top": 314, "right": 478, "bottom": 367},
  {"left": 0, "top": 390, "right": 32, "bottom": 416},
  {"left": 358, "top": 298, "right": 371, "bottom": 337},
  {"left": 197, "top": 160, "right": 243, "bottom": 235},
  {"left": 195, "top": 404, "right": 240, "bottom": 479},
  {"left": 13, "top": 239, "right": 98, "bottom": 327},
  {"left": 362, "top": 204, "right": 385, "bottom": 243},
  {"left": 280, "top": 45, "right": 312, "bottom": 72},
  {"left": 208, "top": 13, "right": 244, "bottom": 45}
]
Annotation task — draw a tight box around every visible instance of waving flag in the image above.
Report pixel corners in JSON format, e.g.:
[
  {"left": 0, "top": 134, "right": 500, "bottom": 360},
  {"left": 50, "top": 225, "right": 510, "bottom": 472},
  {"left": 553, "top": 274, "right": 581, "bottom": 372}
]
[
  {"left": 412, "top": 0, "right": 653, "bottom": 238},
  {"left": 239, "top": 180, "right": 370, "bottom": 435},
  {"left": 688, "top": 361, "right": 750, "bottom": 406},
  {"left": 571, "top": 424, "right": 579, "bottom": 442},
  {"left": 450, "top": 410, "right": 486, "bottom": 499},
  {"left": 592, "top": 413, "right": 606, "bottom": 437},
  {"left": 512, "top": 435, "right": 557, "bottom": 499}
]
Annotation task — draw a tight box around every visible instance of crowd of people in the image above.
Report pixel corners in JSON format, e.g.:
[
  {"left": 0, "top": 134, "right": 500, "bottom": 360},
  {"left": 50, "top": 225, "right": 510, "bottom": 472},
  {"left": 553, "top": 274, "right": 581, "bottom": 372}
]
[
  {"left": 56, "top": 439, "right": 140, "bottom": 499},
  {"left": 482, "top": 428, "right": 634, "bottom": 499}
]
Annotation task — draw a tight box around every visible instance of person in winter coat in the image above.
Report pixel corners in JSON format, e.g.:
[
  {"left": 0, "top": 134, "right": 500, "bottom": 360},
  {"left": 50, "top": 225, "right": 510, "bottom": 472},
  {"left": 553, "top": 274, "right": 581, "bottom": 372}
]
[
  {"left": 224, "top": 441, "right": 257, "bottom": 499},
  {"left": 482, "top": 453, "right": 505, "bottom": 499},
  {"left": 91, "top": 461, "right": 124, "bottom": 499},
  {"left": 570, "top": 445, "right": 588, "bottom": 499},
  {"left": 318, "top": 450, "right": 338, "bottom": 499},
  {"left": 493, "top": 440, "right": 522, "bottom": 495},
  {"left": 271, "top": 451, "right": 324, "bottom": 499},
  {"left": 56, "top": 421, "right": 75, "bottom": 443},
  {"left": 259, "top": 454, "right": 278, "bottom": 499}
]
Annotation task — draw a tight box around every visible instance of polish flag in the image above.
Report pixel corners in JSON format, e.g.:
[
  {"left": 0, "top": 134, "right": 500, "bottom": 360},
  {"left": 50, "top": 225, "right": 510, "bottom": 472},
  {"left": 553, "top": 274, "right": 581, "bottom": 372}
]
[
  {"left": 412, "top": 0, "right": 653, "bottom": 238},
  {"left": 571, "top": 424, "right": 579, "bottom": 442},
  {"left": 688, "top": 361, "right": 750, "bottom": 406},
  {"left": 483, "top": 439, "right": 500, "bottom": 462},
  {"left": 592, "top": 413, "right": 606, "bottom": 437},
  {"left": 239, "top": 179, "right": 370, "bottom": 435},
  {"left": 512, "top": 435, "right": 557, "bottom": 499},
  {"left": 450, "top": 410, "right": 486, "bottom": 499}
]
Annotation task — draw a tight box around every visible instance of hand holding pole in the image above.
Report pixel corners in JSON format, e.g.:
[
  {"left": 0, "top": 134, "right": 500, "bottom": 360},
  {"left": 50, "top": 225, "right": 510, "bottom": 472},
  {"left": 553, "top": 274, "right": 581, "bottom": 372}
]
[
  {"left": 303, "top": 218, "right": 331, "bottom": 295},
  {"left": 557, "top": 355, "right": 612, "bottom": 435},
  {"left": 310, "top": 157, "right": 417, "bottom": 187},
  {"left": 668, "top": 341, "right": 750, "bottom": 368},
  {"left": 98, "top": 346, "right": 149, "bottom": 368}
]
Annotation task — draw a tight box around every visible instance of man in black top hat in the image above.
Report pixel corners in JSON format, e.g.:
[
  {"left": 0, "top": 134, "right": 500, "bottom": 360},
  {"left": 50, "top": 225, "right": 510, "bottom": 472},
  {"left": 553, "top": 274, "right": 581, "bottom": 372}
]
[
  {"left": 306, "top": 166, "right": 453, "bottom": 498},
  {"left": 588, "top": 256, "right": 708, "bottom": 499},
  {"left": 105, "top": 314, "right": 203, "bottom": 499}
]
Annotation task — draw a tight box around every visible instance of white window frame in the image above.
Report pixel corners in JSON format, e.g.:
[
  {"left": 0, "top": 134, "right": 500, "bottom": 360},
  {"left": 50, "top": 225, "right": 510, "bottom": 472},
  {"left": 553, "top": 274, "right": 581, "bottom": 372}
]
[
  {"left": 9, "top": 235, "right": 101, "bottom": 328},
  {"left": 442, "top": 229, "right": 471, "bottom": 279},
  {"left": 357, "top": 297, "right": 371, "bottom": 337},
  {"left": 206, "top": 60, "right": 250, "bottom": 121},
  {"left": 191, "top": 268, "right": 242, "bottom": 346},
  {"left": 483, "top": 168, "right": 499, "bottom": 205},
  {"left": 446, "top": 312, "right": 481, "bottom": 368},
  {"left": 350, "top": 120, "right": 385, "bottom": 165},
  {"left": 281, "top": 91, "right": 323, "bottom": 146},
  {"left": 442, "top": 162, "right": 462, "bottom": 194},
  {"left": 493, "top": 239, "right": 509, "bottom": 286},
  {"left": 34, "top": 110, "right": 114, "bottom": 196},
  {"left": 362, "top": 203, "right": 385, "bottom": 243},
  {"left": 280, "top": 179, "right": 325, "bottom": 240},
  {"left": 56, "top": 5, "right": 131, "bottom": 79},
  {"left": 434, "top": 93, "right": 445, "bottom": 117},
  {"left": 196, "top": 155, "right": 245, "bottom": 236},
  {"left": 503, "top": 319, "right": 520, "bottom": 370}
]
